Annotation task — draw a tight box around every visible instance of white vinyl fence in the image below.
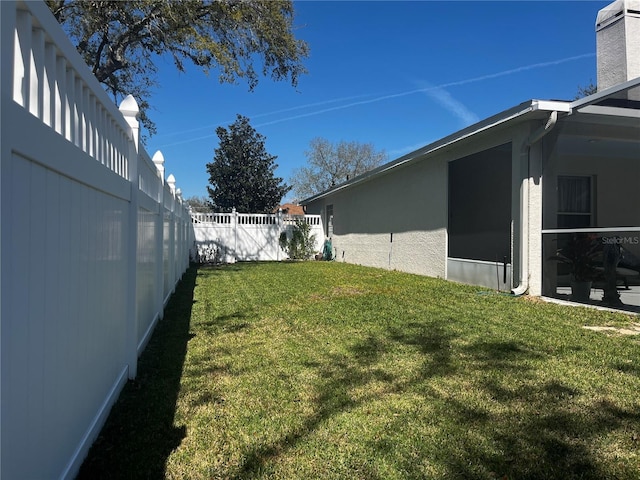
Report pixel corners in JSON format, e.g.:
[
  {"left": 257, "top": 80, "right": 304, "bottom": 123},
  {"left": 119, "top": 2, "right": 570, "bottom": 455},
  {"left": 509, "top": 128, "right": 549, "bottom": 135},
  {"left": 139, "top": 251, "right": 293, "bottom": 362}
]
[
  {"left": 1, "top": 2, "right": 192, "bottom": 479},
  {"left": 191, "top": 210, "right": 325, "bottom": 262}
]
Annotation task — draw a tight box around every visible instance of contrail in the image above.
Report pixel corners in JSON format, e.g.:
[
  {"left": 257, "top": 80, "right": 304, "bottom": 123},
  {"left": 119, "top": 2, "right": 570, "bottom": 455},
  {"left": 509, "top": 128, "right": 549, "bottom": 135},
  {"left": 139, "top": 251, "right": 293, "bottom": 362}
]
[
  {"left": 157, "top": 93, "right": 378, "bottom": 139},
  {"left": 255, "top": 53, "right": 594, "bottom": 127},
  {"left": 158, "top": 53, "right": 594, "bottom": 147},
  {"left": 415, "top": 82, "right": 480, "bottom": 125},
  {"left": 441, "top": 53, "right": 594, "bottom": 88}
]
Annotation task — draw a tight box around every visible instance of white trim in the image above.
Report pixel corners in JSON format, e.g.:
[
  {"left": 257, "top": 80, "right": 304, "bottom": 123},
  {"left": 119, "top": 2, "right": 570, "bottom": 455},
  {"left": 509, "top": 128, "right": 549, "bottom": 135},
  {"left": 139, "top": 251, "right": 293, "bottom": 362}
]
[
  {"left": 532, "top": 100, "right": 572, "bottom": 112},
  {"left": 542, "top": 227, "right": 640, "bottom": 233}
]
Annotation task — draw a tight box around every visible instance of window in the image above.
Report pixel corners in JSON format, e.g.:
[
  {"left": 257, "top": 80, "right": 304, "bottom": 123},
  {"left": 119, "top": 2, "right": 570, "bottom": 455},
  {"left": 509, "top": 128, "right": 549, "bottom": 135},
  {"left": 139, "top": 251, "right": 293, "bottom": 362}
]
[
  {"left": 326, "top": 204, "right": 333, "bottom": 237},
  {"left": 557, "top": 176, "right": 594, "bottom": 228}
]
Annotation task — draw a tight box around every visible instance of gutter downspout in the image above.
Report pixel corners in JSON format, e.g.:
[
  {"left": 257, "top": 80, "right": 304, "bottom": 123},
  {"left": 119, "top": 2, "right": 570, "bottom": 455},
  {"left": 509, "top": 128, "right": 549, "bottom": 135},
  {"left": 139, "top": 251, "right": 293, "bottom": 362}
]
[{"left": 511, "top": 110, "right": 558, "bottom": 295}]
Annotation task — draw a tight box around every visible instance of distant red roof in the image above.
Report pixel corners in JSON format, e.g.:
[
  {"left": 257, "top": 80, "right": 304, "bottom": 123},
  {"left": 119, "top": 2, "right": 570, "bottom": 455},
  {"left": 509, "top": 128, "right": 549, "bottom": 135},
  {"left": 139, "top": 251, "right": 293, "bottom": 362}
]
[{"left": 276, "top": 203, "right": 305, "bottom": 215}]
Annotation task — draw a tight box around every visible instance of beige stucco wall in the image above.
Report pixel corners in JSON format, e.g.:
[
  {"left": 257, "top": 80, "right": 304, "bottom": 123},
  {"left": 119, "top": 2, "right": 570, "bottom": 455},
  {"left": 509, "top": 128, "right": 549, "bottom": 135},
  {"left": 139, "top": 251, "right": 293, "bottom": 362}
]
[
  {"left": 305, "top": 122, "right": 537, "bottom": 285},
  {"left": 307, "top": 152, "right": 449, "bottom": 277},
  {"left": 524, "top": 137, "right": 545, "bottom": 296}
]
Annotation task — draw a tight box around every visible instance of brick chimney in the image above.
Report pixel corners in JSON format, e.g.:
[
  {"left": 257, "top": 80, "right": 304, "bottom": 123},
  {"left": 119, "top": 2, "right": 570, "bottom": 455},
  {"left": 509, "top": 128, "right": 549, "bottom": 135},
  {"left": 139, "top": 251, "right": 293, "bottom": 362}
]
[{"left": 596, "top": 0, "right": 640, "bottom": 91}]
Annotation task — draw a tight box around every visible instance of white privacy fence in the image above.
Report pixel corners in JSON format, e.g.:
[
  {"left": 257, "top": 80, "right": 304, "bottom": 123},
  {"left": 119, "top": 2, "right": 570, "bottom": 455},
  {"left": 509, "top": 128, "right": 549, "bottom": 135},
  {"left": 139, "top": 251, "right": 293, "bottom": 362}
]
[
  {"left": 191, "top": 210, "right": 325, "bottom": 262},
  {"left": 1, "top": 2, "right": 192, "bottom": 479}
]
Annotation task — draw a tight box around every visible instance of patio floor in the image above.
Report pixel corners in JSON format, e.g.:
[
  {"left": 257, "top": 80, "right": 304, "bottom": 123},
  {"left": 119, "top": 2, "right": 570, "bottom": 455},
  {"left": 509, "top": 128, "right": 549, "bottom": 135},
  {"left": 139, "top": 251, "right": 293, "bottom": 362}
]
[{"left": 554, "top": 285, "right": 640, "bottom": 314}]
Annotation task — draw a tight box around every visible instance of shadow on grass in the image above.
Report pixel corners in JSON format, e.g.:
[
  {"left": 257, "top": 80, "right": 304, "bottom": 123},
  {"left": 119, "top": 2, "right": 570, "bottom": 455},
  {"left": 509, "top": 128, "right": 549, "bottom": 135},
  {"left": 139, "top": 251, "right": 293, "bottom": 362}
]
[
  {"left": 235, "top": 317, "right": 640, "bottom": 479},
  {"left": 390, "top": 328, "right": 640, "bottom": 479},
  {"left": 76, "top": 265, "right": 198, "bottom": 480},
  {"left": 235, "top": 333, "right": 395, "bottom": 480},
  {"left": 77, "top": 263, "right": 639, "bottom": 479}
]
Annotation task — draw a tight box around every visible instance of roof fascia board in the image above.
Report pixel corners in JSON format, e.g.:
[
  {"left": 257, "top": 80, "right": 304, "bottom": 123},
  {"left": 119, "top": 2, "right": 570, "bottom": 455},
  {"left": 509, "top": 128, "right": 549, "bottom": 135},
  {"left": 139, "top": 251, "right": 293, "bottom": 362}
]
[
  {"left": 302, "top": 100, "right": 570, "bottom": 205},
  {"left": 569, "top": 76, "right": 640, "bottom": 110},
  {"left": 532, "top": 100, "right": 572, "bottom": 112}
]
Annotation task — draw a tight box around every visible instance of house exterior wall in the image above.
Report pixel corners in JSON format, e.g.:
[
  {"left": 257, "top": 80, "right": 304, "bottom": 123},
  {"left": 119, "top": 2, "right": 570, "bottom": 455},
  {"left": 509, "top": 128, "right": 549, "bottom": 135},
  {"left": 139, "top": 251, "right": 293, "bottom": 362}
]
[
  {"left": 305, "top": 152, "right": 448, "bottom": 277},
  {"left": 305, "top": 121, "right": 538, "bottom": 289}
]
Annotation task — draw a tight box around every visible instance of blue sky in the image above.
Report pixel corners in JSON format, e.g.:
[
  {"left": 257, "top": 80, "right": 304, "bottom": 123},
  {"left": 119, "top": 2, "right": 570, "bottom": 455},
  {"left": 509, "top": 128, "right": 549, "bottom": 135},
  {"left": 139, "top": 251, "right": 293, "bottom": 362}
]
[{"left": 144, "top": 1, "right": 609, "bottom": 202}]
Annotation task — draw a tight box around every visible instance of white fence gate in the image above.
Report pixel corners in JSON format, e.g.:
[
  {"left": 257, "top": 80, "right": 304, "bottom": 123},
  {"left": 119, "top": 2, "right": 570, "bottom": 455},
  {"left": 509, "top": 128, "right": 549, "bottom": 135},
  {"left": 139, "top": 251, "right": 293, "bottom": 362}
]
[
  {"left": 191, "top": 210, "right": 325, "bottom": 262},
  {"left": 1, "top": 2, "right": 192, "bottom": 479}
]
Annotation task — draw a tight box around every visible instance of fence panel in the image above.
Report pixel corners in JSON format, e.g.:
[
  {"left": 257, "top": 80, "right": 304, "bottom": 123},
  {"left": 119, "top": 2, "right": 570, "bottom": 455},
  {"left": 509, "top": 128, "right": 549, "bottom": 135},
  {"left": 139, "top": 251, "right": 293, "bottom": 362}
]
[
  {"left": 137, "top": 206, "right": 160, "bottom": 349},
  {"left": 1, "top": 2, "right": 193, "bottom": 479},
  {"left": 192, "top": 211, "right": 325, "bottom": 262}
]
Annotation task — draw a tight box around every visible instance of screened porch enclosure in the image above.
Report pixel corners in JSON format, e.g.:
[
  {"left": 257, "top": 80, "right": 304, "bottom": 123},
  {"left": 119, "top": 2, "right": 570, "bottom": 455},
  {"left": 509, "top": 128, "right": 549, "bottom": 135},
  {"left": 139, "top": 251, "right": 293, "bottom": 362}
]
[
  {"left": 541, "top": 108, "right": 640, "bottom": 312},
  {"left": 447, "top": 143, "right": 512, "bottom": 291}
]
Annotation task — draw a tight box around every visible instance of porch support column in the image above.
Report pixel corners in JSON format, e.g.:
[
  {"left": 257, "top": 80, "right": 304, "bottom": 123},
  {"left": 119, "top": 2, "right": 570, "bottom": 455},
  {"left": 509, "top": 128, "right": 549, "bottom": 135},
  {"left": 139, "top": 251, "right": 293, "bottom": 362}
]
[
  {"left": 512, "top": 130, "right": 529, "bottom": 294},
  {"left": 512, "top": 111, "right": 558, "bottom": 296},
  {"left": 527, "top": 140, "right": 544, "bottom": 296}
]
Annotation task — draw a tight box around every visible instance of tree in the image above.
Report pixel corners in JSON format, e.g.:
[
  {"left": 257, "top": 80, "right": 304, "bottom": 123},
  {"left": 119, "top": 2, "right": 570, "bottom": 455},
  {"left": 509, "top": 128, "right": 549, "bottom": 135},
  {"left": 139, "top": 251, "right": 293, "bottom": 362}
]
[
  {"left": 184, "top": 195, "right": 211, "bottom": 212},
  {"left": 206, "top": 115, "right": 290, "bottom": 213},
  {"left": 46, "top": 0, "right": 308, "bottom": 135},
  {"left": 575, "top": 80, "right": 597, "bottom": 100},
  {"left": 290, "top": 138, "right": 387, "bottom": 200}
]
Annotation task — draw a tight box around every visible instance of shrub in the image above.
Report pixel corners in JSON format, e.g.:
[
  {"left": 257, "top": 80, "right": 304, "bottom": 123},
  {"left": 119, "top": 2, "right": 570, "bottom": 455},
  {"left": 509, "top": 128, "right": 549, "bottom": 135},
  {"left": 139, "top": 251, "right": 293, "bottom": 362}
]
[{"left": 279, "top": 218, "right": 316, "bottom": 260}]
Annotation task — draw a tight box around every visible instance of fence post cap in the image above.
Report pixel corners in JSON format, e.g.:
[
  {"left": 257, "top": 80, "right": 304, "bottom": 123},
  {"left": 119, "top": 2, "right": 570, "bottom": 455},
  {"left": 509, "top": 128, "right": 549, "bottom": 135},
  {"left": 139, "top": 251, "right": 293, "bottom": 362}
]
[
  {"left": 167, "top": 174, "right": 177, "bottom": 194},
  {"left": 152, "top": 150, "right": 165, "bottom": 166},
  {"left": 118, "top": 94, "right": 139, "bottom": 117}
]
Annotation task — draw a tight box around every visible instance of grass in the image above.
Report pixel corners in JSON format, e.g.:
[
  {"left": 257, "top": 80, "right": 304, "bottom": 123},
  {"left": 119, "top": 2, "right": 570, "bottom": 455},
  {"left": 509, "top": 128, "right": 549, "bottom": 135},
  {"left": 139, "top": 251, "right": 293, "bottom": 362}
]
[{"left": 77, "top": 261, "right": 640, "bottom": 480}]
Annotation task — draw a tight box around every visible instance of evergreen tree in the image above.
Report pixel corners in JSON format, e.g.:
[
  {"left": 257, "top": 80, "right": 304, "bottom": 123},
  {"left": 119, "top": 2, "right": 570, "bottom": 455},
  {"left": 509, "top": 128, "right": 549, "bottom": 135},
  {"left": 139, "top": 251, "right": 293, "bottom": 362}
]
[{"left": 206, "top": 115, "right": 290, "bottom": 213}]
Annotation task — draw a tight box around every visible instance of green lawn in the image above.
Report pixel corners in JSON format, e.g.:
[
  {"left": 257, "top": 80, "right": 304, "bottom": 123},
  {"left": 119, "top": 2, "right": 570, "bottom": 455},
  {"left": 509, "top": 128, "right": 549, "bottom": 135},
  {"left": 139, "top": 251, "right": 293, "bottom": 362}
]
[{"left": 78, "top": 262, "right": 640, "bottom": 480}]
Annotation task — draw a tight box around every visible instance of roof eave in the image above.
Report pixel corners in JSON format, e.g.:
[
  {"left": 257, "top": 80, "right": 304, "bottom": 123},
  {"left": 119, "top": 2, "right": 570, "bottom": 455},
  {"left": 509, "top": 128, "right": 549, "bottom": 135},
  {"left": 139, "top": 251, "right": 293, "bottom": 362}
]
[
  {"left": 301, "top": 99, "right": 569, "bottom": 205},
  {"left": 571, "top": 76, "right": 640, "bottom": 107},
  {"left": 569, "top": 76, "right": 640, "bottom": 118}
]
